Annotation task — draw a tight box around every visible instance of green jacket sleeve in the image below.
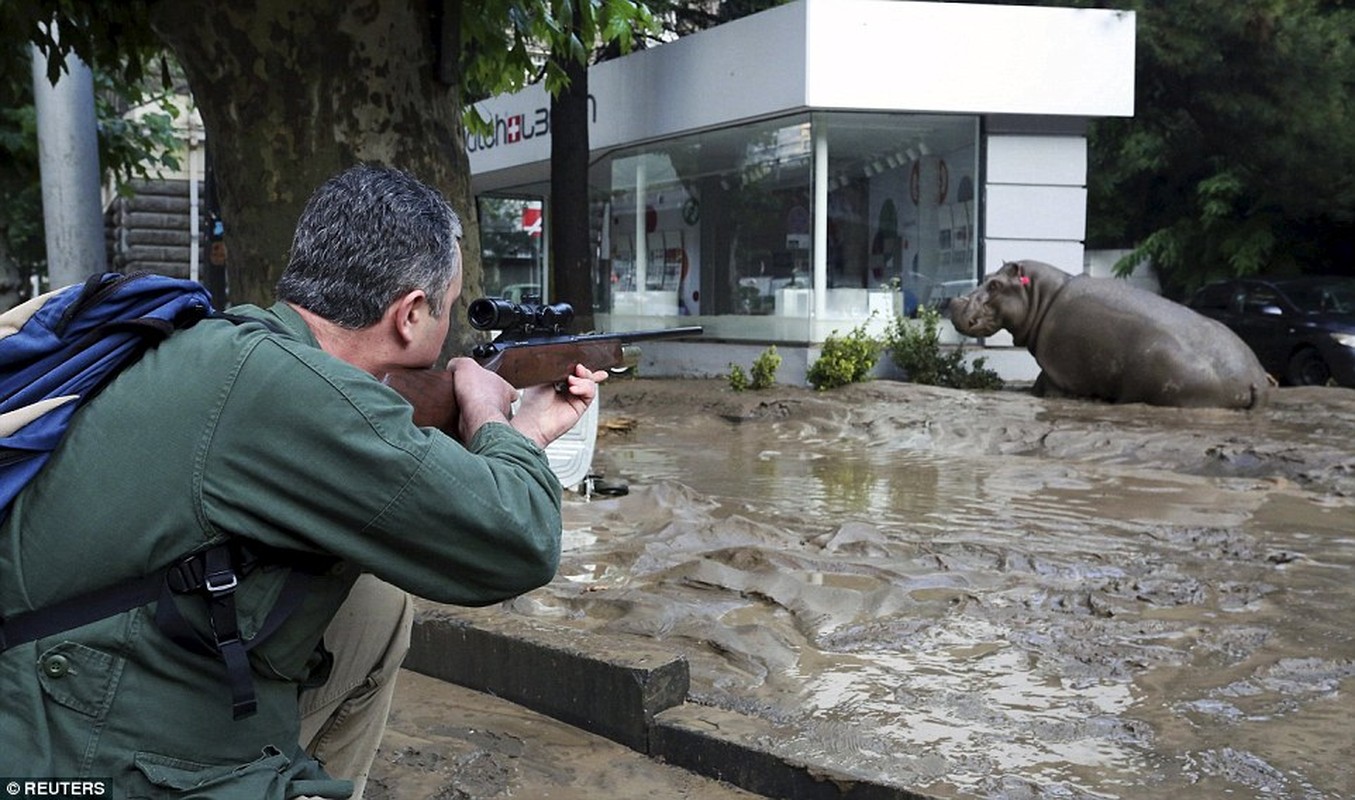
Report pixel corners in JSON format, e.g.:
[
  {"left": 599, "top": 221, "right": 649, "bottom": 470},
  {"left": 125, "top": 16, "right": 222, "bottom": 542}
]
[{"left": 197, "top": 330, "right": 563, "bottom": 606}]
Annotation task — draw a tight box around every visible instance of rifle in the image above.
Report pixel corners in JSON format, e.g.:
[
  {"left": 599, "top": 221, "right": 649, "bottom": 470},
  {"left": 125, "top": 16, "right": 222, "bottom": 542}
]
[{"left": 382, "top": 296, "right": 702, "bottom": 432}]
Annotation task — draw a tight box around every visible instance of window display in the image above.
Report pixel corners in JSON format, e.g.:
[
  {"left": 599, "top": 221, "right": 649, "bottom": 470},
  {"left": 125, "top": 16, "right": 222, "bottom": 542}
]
[{"left": 592, "top": 112, "right": 978, "bottom": 340}]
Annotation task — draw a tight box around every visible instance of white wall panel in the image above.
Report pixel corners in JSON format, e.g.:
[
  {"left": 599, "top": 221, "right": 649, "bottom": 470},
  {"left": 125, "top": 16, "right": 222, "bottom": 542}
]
[
  {"left": 589, "top": 4, "right": 808, "bottom": 150},
  {"left": 986, "top": 136, "right": 1087, "bottom": 186},
  {"left": 983, "top": 241, "right": 1085, "bottom": 275},
  {"left": 805, "top": 1, "right": 1135, "bottom": 116},
  {"left": 984, "top": 185, "right": 1087, "bottom": 241}
]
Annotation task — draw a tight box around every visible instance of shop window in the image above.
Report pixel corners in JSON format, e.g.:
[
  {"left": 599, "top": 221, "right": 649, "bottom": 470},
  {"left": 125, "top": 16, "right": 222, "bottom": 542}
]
[
  {"left": 822, "top": 112, "right": 979, "bottom": 317},
  {"left": 478, "top": 195, "right": 545, "bottom": 302},
  {"left": 591, "top": 112, "right": 978, "bottom": 341},
  {"left": 597, "top": 117, "right": 815, "bottom": 338}
]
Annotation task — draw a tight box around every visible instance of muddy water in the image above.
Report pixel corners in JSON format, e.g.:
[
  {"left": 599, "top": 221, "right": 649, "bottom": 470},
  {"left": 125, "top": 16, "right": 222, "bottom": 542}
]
[{"left": 508, "top": 379, "right": 1355, "bottom": 799}]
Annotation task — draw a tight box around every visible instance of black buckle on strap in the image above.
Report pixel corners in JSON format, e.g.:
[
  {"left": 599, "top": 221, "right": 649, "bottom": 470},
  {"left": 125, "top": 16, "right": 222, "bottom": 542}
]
[
  {"left": 203, "top": 565, "right": 239, "bottom": 596},
  {"left": 166, "top": 544, "right": 242, "bottom": 596},
  {"left": 157, "top": 544, "right": 255, "bottom": 718},
  {"left": 166, "top": 553, "right": 205, "bottom": 594}
]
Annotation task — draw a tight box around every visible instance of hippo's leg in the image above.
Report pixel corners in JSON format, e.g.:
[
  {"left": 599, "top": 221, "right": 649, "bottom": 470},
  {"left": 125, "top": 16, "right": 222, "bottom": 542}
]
[{"left": 1032, "top": 371, "right": 1081, "bottom": 400}]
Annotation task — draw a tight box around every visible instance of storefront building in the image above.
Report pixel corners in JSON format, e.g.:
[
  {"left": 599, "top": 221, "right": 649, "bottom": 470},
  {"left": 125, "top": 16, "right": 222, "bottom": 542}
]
[{"left": 469, "top": 0, "right": 1136, "bottom": 382}]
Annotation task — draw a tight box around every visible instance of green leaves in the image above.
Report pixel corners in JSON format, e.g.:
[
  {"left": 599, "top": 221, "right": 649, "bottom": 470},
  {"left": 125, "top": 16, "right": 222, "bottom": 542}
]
[
  {"left": 4, "top": 0, "right": 166, "bottom": 88},
  {"left": 807, "top": 323, "right": 881, "bottom": 391},
  {"left": 460, "top": 0, "right": 656, "bottom": 133},
  {"left": 461, "top": 0, "right": 655, "bottom": 99},
  {"left": 1196, "top": 170, "right": 1245, "bottom": 226},
  {"left": 883, "top": 306, "right": 1002, "bottom": 391},
  {"left": 1090, "top": 0, "right": 1355, "bottom": 296},
  {"left": 0, "top": 22, "right": 184, "bottom": 280}
]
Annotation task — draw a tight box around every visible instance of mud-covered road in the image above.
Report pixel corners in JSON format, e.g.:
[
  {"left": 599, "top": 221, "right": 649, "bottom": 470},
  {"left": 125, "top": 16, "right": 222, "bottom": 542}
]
[{"left": 498, "top": 378, "right": 1354, "bottom": 798}]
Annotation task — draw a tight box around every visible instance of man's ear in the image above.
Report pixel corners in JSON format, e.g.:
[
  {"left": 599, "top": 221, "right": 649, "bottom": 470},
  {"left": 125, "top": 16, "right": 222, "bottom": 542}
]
[{"left": 390, "top": 289, "right": 429, "bottom": 346}]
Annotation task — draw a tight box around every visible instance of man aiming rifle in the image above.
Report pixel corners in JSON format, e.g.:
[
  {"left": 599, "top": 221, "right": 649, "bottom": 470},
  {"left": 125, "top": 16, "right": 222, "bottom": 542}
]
[
  {"left": 0, "top": 164, "right": 610, "bottom": 799},
  {"left": 385, "top": 294, "right": 701, "bottom": 430}
]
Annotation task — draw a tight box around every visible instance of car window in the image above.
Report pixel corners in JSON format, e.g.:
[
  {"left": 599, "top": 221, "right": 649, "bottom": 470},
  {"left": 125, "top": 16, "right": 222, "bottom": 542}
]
[
  {"left": 1243, "top": 287, "right": 1281, "bottom": 315},
  {"left": 1325, "top": 286, "right": 1355, "bottom": 313},
  {"left": 1192, "top": 283, "right": 1237, "bottom": 311},
  {"left": 1288, "top": 282, "right": 1355, "bottom": 314},
  {"left": 1285, "top": 286, "right": 1324, "bottom": 312}
]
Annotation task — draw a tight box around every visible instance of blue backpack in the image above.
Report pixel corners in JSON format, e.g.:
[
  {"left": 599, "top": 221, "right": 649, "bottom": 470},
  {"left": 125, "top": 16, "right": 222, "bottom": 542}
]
[
  {"left": 0, "top": 272, "right": 317, "bottom": 719},
  {"left": 0, "top": 271, "right": 214, "bottom": 515}
]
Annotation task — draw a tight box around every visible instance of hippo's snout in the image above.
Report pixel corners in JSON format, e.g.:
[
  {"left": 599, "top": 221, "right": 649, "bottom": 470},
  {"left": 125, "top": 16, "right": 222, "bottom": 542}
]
[
  {"left": 948, "top": 295, "right": 981, "bottom": 334},
  {"left": 948, "top": 292, "right": 1003, "bottom": 338}
]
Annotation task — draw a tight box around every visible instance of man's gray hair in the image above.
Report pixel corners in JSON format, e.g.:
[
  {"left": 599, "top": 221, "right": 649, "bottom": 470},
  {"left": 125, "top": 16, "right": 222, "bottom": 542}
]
[{"left": 277, "top": 164, "right": 463, "bottom": 329}]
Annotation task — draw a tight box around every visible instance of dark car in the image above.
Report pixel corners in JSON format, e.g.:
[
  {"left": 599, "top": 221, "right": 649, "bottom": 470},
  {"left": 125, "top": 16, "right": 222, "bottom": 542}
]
[{"left": 1188, "top": 276, "right": 1355, "bottom": 387}]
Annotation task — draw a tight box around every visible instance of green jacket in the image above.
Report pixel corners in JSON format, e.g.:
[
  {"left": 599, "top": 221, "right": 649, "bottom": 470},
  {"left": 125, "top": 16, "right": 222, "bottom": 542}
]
[{"left": 0, "top": 303, "right": 563, "bottom": 798}]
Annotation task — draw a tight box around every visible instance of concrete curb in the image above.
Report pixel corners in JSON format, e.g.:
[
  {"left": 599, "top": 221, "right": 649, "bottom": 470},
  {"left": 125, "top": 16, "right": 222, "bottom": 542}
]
[
  {"left": 405, "top": 605, "right": 934, "bottom": 799},
  {"left": 405, "top": 605, "right": 689, "bottom": 753}
]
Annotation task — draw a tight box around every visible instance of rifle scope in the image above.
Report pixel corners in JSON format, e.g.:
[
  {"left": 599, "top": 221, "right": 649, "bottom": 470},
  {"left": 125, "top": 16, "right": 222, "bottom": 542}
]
[{"left": 468, "top": 297, "right": 575, "bottom": 333}]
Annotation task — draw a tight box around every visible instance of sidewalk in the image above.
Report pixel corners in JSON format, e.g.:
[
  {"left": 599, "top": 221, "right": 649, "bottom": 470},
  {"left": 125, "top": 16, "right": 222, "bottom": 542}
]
[{"left": 368, "top": 668, "right": 760, "bottom": 799}]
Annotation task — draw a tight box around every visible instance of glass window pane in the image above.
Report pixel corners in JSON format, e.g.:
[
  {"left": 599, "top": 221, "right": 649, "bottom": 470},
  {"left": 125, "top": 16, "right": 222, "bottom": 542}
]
[
  {"left": 821, "top": 112, "right": 979, "bottom": 324},
  {"left": 478, "top": 195, "right": 545, "bottom": 303},
  {"left": 596, "top": 115, "right": 816, "bottom": 340},
  {"left": 580, "top": 112, "right": 980, "bottom": 340}
]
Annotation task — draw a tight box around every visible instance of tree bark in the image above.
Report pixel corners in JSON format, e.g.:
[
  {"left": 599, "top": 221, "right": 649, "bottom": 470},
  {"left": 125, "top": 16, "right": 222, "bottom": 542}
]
[
  {"left": 549, "top": 47, "right": 594, "bottom": 332},
  {"left": 146, "top": 0, "right": 484, "bottom": 350}
]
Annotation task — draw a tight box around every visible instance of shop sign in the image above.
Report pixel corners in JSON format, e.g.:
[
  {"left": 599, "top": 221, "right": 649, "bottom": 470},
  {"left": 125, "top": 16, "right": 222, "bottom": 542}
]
[{"left": 466, "top": 96, "right": 598, "bottom": 153}]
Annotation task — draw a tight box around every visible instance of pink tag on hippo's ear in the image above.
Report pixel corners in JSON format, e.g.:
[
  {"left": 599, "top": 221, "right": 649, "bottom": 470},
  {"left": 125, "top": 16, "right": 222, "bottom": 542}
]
[{"left": 1019, "top": 275, "right": 1031, "bottom": 286}]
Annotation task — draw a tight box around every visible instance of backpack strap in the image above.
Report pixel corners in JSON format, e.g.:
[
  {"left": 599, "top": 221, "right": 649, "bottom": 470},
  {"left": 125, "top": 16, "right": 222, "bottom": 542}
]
[
  {"left": 0, "top": 540, "right": 329, "bottom": 720},
  {"left": 154, "top": 541, "right": 328, "bottom": 720},
  {"left": 166, "top": 543, "right": 257, "bottom": 719},
  {"left": 0, "top": 566, "right": 164, "bottom": 653}
]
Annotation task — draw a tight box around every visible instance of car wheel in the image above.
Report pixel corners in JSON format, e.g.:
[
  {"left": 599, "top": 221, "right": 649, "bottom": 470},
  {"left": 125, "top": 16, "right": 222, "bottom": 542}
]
[{"left": 1285, "top": 347, "right": 1331, "bottom": 386}]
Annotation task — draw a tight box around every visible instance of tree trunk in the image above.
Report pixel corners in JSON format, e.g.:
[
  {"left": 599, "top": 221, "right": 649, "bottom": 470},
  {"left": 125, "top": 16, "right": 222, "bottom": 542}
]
[
  {"left": 146, "top": 0, "right": 484, "bottom": 350},
  {"left": 549, "top": 49, "right": 594, "bottom": 332}
]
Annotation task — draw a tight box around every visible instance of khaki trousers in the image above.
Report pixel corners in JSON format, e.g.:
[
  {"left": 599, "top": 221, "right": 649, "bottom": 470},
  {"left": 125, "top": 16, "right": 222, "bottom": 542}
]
[{"left": 299, "top": 574, "right": 414, "bottom": 800}]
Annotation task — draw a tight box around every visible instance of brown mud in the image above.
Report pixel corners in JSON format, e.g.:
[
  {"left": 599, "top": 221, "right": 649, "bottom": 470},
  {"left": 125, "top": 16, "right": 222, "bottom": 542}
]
[
  {"left": 371, "top": 669, "right": 760, "bottom": 799},
  {"left": 492, "top": 378, "right": 1355, "bottom": 799}
]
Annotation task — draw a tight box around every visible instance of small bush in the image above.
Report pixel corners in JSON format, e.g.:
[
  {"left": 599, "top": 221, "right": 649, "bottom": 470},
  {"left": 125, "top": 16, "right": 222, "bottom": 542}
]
[
  {"left": 750, "top": 345, "right": 781, "bottom": 390},
  {"left": 807, "top": 322, "right": 882, "bottom": 390},
  {"left": 728, "top": 346, "right": 782, "bottom": 391},
  {"left": 727, "top": 363, "right": 750, "bottom": 392},
  {"left": 884, "top": 306, "right": 1003, "bottom": 390}
]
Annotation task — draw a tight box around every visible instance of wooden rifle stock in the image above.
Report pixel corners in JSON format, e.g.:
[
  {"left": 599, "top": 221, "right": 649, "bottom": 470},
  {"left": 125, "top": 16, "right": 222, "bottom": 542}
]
[{"left": 381, "top": 326, "right": 702, "bottom": 432}]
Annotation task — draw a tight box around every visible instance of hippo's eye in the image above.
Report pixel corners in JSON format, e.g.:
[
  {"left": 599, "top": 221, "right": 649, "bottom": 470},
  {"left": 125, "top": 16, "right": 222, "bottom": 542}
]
[{"left": 987, "top": 279, "right": 1001, "bottom": 292}]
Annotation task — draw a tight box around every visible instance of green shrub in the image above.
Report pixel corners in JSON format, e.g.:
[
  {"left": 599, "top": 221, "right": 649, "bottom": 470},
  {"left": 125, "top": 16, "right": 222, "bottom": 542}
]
[
  {"left": 728, "top": 346, "right": 782, "bottom": 391},
  {"left": 954, "top": 355, "right": 1004, "bottom": 390},
  {"left": 807, "top": 322, "right": 881, "bottom": 390},
  {"left": 727, "top": 363, "right": 750, "bottom": 392},
  {"left": 883, "top": 306, "right": 1004, "bottom": 390},
  {"left": 750, "top": 345, "right": 781, "bottom": 390}
]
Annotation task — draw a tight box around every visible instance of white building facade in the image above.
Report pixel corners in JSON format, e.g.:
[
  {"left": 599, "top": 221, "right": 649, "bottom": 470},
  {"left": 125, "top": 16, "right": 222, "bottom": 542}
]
[{"left": 468, "top": 0, "right": 1137, "bottom": 383}]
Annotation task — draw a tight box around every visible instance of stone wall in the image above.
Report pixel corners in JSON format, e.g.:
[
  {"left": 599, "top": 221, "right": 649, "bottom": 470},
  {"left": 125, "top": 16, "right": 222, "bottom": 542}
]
[{"left": 105, "top": 179, "right": 194, "bottom": 279}]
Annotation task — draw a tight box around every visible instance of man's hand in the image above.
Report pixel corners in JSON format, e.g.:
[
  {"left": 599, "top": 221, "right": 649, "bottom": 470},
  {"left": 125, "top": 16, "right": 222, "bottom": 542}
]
[
  {"left": 446, "top": 357, "right": 518, "bottom": 443},
  {"left": 510, "top": 363, "right": 608, "bottom": 448},
  {"left": 445, "top": 359, "right": 605, "bottom": 448}
]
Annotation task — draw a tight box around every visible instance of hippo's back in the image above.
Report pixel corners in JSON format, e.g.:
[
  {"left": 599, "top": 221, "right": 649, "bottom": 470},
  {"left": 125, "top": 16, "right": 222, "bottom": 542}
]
[{"left": 1055, "top": 276, "right": 1269, "bottom": 408}]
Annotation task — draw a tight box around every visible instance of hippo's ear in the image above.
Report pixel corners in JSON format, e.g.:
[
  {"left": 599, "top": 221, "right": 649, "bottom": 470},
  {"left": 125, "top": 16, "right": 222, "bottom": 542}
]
[{"left": 1016, "top": 263, "right": 1031, "bottom": 286}]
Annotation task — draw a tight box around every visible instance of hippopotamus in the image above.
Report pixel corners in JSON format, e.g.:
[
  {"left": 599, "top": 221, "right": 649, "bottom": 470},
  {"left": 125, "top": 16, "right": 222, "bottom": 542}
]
[{"left": 948, "top": 260, "right": 1269, "bottom": 408}]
